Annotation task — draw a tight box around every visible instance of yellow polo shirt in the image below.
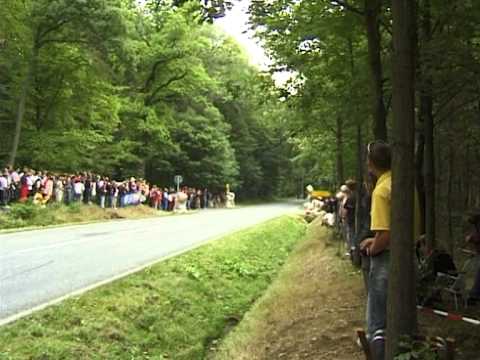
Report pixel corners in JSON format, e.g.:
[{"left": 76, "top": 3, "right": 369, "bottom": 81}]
[
  {"left": 371, "top": 171, "right": 391, "bottom": 231},
  {"left": 370, "top": 171, "right": 421, "bottom": 239}
]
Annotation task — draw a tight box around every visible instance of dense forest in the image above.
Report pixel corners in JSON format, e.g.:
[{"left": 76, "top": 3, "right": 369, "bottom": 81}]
[
  {"left": 248, "top": 0, "right": 480, "bottom": 250},
  {"left": 0, "top": 0, "right": 301, "bottom": 199},
  {"left": 247, "top": 0, "right": 480, "bottom": 356}
]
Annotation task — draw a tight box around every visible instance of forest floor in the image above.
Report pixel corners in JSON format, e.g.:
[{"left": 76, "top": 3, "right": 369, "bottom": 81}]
[{"left": 213, "top": 218, "right": 480, "bottom": 360}]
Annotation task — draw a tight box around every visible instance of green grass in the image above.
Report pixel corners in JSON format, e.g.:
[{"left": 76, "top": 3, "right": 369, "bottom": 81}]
[
  {"left": 0, "top": 216, "right": 307, "bottom": 360},
  {"left": 0, "top": 202, "right": 169, "bottom": 231}
]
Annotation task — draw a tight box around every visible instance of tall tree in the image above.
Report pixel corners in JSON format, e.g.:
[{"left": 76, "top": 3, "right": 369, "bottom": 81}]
[{"left": 387, "top": 0, "right": 417, "bottom": 357}]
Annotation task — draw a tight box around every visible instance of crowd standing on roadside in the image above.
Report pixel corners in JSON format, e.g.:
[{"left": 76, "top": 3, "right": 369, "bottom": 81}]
[{"left": 0, "top": 167, "right": 220, "bottom": 211}]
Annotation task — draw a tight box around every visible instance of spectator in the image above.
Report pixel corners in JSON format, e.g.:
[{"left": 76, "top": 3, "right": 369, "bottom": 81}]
[
  {"left": 43, "top": 174, "right": 54, "bottom": 203},
  {"left": 107, "top": 181, "right": 117, "bottom": 208},
  {"left": 203, "top": 188, "right": 209, "bottom": 209},
  {"left": 150, "top": 186, "right": 161, "bottom": 210},
  {"left": 466, "top": 212, "right": 480, "bottom": 304},
  {"left": 65, "top": 176, "right": 74, "bottom": 204},
  {"left": 0, "top": 170, "right": 8, "bottom": 207},
  {"left": 91, "top": 177, "right": 97, "bottom": 204},
  {"left": 73, "top": 177, "right": 84, "bottom": 202},
  {"left": 84, "top": 174, "right": 92, "bottom": 205},
  {"left": 162, "top": 188, "right": 169, "bottom": 210},
  {"left": 54, "top": 176, "right": 64, "bottom": 203},
  {"left": 360, "top": 140, "right": 392, "bottom": 348},
  {"left": 344, "top": 179, "right": 357, "bottom": 255},
  {"left": 354, "top": 173, "right": 377, "bottom": 293},
  {"left": 97, "top": 177, "right": 107, "bottom": 208},
  {"left": 33, "top": 186, "right": 45, "bottom": 206},
  {"left": 195, "top": 189, "right": 202, "bottom": 209}
]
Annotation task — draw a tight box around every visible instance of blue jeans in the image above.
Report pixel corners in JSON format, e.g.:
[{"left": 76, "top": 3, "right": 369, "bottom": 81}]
[
  {"left": 346, "top": 223, "right": 355, "bottom": 249},
  {"left": 367, "top": 250, "right": 390, "bottom": 338}
]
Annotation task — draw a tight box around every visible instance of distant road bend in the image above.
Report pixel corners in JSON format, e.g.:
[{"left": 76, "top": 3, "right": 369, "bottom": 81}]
[{"left": 0, "top": 202, "right": 299, "bottom": 324}]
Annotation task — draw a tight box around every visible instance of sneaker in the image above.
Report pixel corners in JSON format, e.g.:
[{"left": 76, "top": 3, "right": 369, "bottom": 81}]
[{"left": 356, "top": 334, "right": 371, "bottom": 348}]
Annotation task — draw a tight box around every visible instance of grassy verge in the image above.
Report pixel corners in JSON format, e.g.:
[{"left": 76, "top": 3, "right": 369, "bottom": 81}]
[
  {"left": 212, "top": 218, "right": 365, "bottom": 360},
  {"left": 0, "top": 202, "right": 171, "bottom": 231},
  {"left": 213, "top": 218, "right": 480, "bottom": 360},
  {"left": 0, "top": 215, "right": 307, "bottom": 360}
]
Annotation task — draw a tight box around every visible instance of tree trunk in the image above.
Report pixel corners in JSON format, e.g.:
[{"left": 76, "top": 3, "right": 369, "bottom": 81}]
[
  {"left": 365, "top": 0, "right": 388, "bottom": 141},
  {"left": 421, "top": 0, "right": 435, "bottom": 250},
  {"left": 356, "top": 124, "right": 364, "bottom": 233},
  {"left": 9, "top": 45, "right": 38, "bottom": 167},
  {"left": 336, "top": 116, "right": 344, "bottom": 186},
  {"left": 9, "top": 73, "right": 30, "bottom": 166},
  {"left": 423, "top": 92, "right": 435, "bottom": 249},
  {"left": 447, "top": 127, "right": 454, "bottom": 255},
  {"left": 348, "top": 37, "right": 364, "bottom": 233},
  {"left": 387, "top": 0, "right": 417, "bottom": 357},
  {"left": 415, "top": 130, "right": 425, "bottom": 235}
]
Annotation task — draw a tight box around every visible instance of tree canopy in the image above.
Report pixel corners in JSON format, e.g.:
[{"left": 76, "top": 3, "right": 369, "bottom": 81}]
[{"left": 0, "top": 0, "right": 299, "bottom": 197}]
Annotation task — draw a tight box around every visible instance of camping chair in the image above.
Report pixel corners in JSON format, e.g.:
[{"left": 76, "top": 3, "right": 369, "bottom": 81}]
[
  {"left": 435, "top": 250, "right": 478, "bottom": 310},
  {"left": 417, "top": 247, "right": 457, "bottom": 308}
]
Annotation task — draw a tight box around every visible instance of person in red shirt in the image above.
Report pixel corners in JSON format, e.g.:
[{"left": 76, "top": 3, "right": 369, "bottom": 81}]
[{"left": 150, "top": 186, "right": 161, "bottom": 210}]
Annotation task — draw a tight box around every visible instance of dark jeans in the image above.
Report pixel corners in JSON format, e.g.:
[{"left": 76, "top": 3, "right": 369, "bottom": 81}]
[
  {"left": 0, "top": 189, "right": 6, "bottom": 206},
  {"left": 367, "top": 251, "right": 390, "bottom": 338},
  {"left": 83, "top": 190, "right": 91, "bottom": 204},
  {"left": 361, "top": 254, "right": 371, "bottom": 294}
]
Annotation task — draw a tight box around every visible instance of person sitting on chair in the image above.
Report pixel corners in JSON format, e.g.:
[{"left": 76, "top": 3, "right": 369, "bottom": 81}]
[{"left": 466, "top": 212, "right": 480, "bottom": 304}]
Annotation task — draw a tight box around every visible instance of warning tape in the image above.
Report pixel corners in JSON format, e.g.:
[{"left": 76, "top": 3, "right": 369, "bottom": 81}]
[{"left": 417, "top": 305, "right": 480, "bottom": 325}]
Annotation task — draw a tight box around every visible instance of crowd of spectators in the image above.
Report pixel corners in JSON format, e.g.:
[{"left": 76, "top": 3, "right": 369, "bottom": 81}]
[{"left": 0, "top": 167, "right": 216, "bottom": 211}]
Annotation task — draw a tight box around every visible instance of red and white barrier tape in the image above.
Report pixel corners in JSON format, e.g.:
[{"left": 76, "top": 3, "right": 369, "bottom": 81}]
[{"left": 417, "top": 305, "right": 480, "bottom": 326}]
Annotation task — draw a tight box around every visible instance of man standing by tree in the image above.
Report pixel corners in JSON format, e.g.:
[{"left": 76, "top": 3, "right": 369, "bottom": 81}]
[{"left": 360, "top": 141, "right": 392, "bottom": 356}]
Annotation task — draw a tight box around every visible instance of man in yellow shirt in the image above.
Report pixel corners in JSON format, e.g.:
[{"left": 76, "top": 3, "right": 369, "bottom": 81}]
[{"left": 360, "top": 141, "right": 391, "bottom": 354}]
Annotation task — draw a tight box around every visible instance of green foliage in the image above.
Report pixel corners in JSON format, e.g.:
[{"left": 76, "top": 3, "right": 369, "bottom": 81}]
[
  {"left": 249, "top": 0, "right": 374, "bottom": 187},
  {"left": 0, "top": 0, "right": 298, "bottom": 199},
  {"left": 395, "top": 337, "right": 439, "bottom": 360},
  {"left": 7, "top": 202, "right": 40, "bottom": 221}
]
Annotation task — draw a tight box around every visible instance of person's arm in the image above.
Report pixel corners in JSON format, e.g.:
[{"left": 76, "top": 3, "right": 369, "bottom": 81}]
[
  {"left": 360, "top": 231, "right": 390, "bottom": 256},
  {"left": 370, "top": 230, "right": 390, "bottom": 255}
]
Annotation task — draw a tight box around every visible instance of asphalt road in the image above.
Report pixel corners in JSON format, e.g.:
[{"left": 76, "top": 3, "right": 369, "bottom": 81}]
[{"left": 0, "top": 202, "right": 299, "bottom": 323}]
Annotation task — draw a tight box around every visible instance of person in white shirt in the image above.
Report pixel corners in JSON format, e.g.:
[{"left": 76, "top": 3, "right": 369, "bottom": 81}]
[{"left": 73, "top": 179, "right": 85, "bottom": 202}]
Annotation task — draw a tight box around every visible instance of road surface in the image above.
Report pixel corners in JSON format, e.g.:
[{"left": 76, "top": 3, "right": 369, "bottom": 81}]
[{"left": 0, "top": 202, "right": 299, "bottom": 323}]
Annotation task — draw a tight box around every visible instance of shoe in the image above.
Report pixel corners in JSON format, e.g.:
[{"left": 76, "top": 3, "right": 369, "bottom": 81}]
[{"left": 356, "top": 334, "right": 371, "bottom": 348}]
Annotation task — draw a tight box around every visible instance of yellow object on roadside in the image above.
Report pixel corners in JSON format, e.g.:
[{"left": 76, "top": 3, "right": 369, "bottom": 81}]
[{"left": 311, "top": 190, "right": 331, "bottom": 199}]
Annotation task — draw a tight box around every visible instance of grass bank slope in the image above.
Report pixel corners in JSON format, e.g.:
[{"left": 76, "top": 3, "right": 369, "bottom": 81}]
[
  {"left": 0, "top": 202, "right": 169, "bottom": 231},
  {"left": 213, "top": 218, "right": 365, "bottom": 360},
  {"left": 0, "top": 216, "right": 306, "bottom": 360}
]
